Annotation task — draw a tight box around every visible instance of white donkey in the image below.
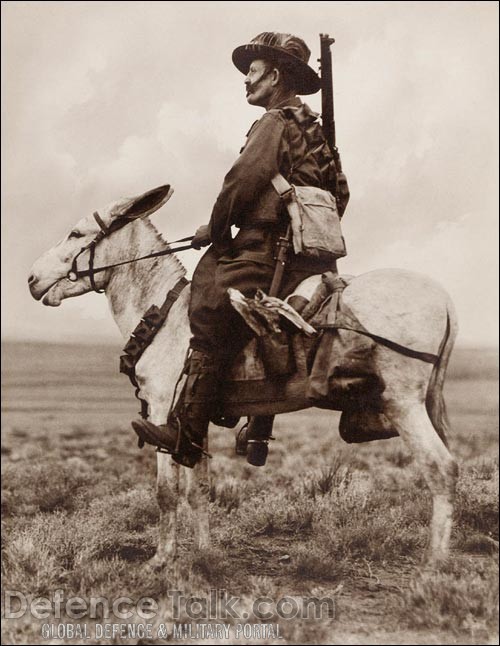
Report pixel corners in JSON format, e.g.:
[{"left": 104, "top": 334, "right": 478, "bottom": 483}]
[{"left": 29, "top": 184, "right": 459, "bottom": 565}]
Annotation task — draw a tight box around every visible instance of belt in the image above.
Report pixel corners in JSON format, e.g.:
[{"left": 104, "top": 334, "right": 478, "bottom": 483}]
[{"left": 237, "top": 222, "right": 281, "bottom": 230}]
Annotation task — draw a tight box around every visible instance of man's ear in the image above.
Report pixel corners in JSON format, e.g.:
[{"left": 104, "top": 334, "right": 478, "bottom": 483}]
[
  {"left": 270, "top": 67, "right": 281, "bottom": 87},
  {"left": 122, "top": 184, "right": 174, "bottom": 220}
]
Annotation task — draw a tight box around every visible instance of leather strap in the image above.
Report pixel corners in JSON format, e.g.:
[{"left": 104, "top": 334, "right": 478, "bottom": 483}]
[
  {"left": 159, "top": 276, "right": 189, "bottom": 318},
  {"left": 68, "top": 237, "right": 195, "bottom": 282},
  {"left": 317, "top": 322, "right": 439, "bottom": 365},
  {"left": 93, "top": 211, "right": 109, "bottom": 235},
  {"left": 88, "top": 241, "right": 105, "bottom": 294},
  {"left": 270, "top": 173, "right": 304, "bottom": 254},
  {"left": 270, "top": 173, "right": 294, "bottom": 200},
  {"left": 311, "top": 272, "right": 440, "bottom": 365}
]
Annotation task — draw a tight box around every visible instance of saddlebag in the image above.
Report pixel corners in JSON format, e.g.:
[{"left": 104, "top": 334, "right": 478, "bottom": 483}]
[
  {"left": 304, "top": 272, "right": 398, "bottom": 442},
  {"left": 258, "top": 330, "right": 295, "bottom": 378}
]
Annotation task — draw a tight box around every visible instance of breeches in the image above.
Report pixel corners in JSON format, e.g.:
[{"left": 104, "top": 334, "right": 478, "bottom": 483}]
[{"left": 188, "top": 247, "right": 315, "bottom": 361}]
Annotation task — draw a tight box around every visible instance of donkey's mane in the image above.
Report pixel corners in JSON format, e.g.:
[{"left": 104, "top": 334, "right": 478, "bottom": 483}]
[{"left": 140, "top": 216, "right": 187, "bottom": 277}]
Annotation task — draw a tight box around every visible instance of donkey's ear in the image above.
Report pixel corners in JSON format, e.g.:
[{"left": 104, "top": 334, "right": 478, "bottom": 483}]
[{"left": 122, "top": 184, "right": 174, "bottom": 220}]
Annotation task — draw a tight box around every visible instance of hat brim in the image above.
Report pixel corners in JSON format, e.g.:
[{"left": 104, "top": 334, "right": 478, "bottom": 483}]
[{"left": 232, "top": 44, "right": 320, "bottom": 95}]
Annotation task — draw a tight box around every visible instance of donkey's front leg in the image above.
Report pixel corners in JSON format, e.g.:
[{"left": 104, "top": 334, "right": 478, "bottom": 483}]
[
  {"left": 186, "top": 439, "right": 211, "bottom": 549},
  {"left": 154, "top": 451, "right": 180, "bottom": 565}
]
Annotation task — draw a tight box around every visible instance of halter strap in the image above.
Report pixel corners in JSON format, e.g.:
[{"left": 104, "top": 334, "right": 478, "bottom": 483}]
[
  {"left": 93, "top": 211, "right": 109, "bottom": 235},
  {"left": 67, "top": 211, "right": 195, "bottom": 293},
  {"left": 88, "top": 241, "right": 105, "bottom": 293}
]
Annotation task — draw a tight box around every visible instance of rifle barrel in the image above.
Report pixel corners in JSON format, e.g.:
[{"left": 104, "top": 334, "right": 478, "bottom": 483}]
[{"left": 320, "top": 34, "right": 336, "bottom": 152}]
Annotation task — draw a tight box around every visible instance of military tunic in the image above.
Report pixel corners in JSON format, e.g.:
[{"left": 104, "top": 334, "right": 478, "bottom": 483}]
[{"left": 189, "top": 97, "right": 340, "bottom": 358}]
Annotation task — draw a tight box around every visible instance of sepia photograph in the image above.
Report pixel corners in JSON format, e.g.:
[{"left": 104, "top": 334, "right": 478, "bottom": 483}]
[{"left": 2, "top": 1, "right": 499, "bottom": 644}]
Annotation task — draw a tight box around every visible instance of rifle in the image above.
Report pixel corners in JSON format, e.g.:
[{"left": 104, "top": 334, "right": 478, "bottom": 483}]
[{"left": 319, "top": 34, "right": 350, "bottom": 217}]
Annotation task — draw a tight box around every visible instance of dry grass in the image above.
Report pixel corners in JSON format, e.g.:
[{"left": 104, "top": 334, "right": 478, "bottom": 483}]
[
  {"left": 400, "top": 556, "right": 499, "bottom": 639},
  {"left": 1, "top": 342, "right": 499, "bottom": 644}
]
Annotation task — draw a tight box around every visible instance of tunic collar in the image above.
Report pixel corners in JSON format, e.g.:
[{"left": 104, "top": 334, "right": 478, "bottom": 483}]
[{"left": 268, "top": 96, "right": 303, "bottom": 111}]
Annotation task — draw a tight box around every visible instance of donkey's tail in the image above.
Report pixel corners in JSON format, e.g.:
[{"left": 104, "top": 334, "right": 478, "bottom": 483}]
[{"left": 425, "top": 298, "right": 459, "bottom": 448}]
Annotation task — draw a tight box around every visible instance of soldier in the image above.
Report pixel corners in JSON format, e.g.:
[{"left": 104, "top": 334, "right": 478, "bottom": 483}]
[{"left": 135, "top": 32, "right": 347, "bottom": 467}]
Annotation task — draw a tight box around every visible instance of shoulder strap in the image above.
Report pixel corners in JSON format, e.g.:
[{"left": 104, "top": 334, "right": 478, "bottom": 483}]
[{"left": 270, "top": 173, "right": 293, "bottom": 199}]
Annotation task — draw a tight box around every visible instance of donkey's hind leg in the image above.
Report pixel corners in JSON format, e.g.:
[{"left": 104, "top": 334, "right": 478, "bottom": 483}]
[{"left": 384, "top": 397, "right": 458, "bottom": 564}]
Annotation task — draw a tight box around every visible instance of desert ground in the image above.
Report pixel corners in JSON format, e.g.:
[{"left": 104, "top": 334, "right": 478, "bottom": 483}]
[{"left": 1, "top": 341, "right": 498, "bottom": 645}]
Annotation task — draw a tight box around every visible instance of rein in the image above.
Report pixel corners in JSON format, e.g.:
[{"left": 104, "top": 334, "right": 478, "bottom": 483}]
[{"left": 67, "top": 212, "right": 194, "bottom": 293}]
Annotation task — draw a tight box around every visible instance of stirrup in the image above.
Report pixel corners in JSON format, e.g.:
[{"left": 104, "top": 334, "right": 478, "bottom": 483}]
[
  {"left": 235, "top": 422, "right": 249, "bottom": 456},
  {"left": 131, "top": 418, "right": 179, "bottom": 453},
  {"left": 234, "top": 422, "right": 274, "bottom": 466},
  {"left": 131, "top": 418, "right": 212, "bottom": 468},
  {"left": 246, "top": 436, "right": 275, "bottom": 467}
]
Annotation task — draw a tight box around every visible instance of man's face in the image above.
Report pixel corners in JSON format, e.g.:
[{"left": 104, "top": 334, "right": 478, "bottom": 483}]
[{"left": 245, "top": 59, "right": 274, "bottom": 107}]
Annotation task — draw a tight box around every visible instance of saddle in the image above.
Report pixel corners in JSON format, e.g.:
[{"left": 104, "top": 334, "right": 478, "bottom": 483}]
[
  {"left": 126, "top": 270, "right": 442, "bottom": 447},
  {"left": 221, "top": 271, "right": 400, "bottom": 443}
]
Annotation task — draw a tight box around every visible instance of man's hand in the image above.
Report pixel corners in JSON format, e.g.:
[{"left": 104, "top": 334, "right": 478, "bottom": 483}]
[{"left": 192, "top": 224, "right": 211, "bottom": 250}]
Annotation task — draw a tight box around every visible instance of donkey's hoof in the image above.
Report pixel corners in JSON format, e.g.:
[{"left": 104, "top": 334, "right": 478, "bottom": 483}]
[
  {"left": 145, "top": 552, "right": 169, "bottom": 572},
  {"left": 421, "top": 549, "right": 450, "bottom": 570}
]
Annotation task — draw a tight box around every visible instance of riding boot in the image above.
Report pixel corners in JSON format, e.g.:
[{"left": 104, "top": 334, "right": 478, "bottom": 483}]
[
  {"left": 131, "top": 349, "right": 220, "bottom": 468},
  {"left": 171, "top": 349, "right": 220, "bottom": 468}
]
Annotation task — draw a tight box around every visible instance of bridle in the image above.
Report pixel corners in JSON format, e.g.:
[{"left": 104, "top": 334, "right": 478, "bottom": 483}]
[
  {"left": 65, "top": 211, "right": 193, "bottom": 421},
  {"left": 67, "top": 211, "right": 194, "bottom": 293}
]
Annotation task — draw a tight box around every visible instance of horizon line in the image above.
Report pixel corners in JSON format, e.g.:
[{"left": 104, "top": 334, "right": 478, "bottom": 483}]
[{"left": 1, "top": 336, "right": 498, "bottom": 353}]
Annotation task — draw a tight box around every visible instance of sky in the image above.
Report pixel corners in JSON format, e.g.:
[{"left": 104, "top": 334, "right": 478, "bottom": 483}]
[{"left": 2, "top": 1, "right": 498, "bottom": 347}]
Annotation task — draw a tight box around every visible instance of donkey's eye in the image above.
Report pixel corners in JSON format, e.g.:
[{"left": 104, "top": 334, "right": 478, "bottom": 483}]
[{"left": 68, "top": 230, "right": 84, "bottom": 239}]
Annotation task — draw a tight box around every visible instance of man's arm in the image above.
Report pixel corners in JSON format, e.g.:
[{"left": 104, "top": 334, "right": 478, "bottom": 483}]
[{"left": 207, "top": 112, "right": 285, "bottom": 253}]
